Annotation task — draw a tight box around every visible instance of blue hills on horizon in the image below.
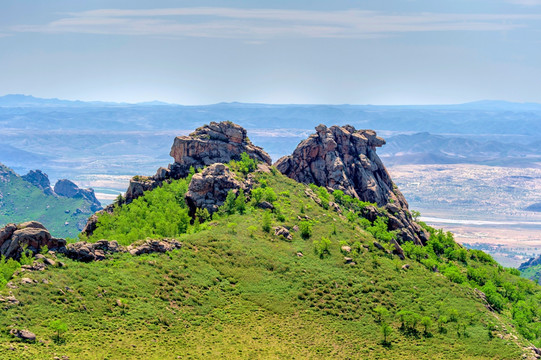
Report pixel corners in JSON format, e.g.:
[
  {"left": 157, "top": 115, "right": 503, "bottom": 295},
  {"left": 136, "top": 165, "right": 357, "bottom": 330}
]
[{"left": 2, "top": 93, "right": 541, "bottom": 111}]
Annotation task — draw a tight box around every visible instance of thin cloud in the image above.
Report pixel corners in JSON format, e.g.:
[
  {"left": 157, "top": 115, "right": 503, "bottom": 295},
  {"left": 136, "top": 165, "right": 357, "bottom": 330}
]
[
  {"left": 506, "top": 0, "right": 541, "bottom": 5},
  {"left": 10, "top": 7, "right": 541, "bottom": 39}
]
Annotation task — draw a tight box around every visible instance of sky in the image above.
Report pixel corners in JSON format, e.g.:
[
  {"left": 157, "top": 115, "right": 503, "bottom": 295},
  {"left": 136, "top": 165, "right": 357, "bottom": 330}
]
[{"left": 1, "top": 0, "right": 541, "bottom": 105}]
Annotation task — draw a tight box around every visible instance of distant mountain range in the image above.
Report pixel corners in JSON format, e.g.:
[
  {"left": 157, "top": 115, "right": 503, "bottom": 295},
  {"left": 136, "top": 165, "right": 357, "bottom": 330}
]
[
  {"left": 2, "top": 94, "right": 541, "bottom": 111},
  {"left": 0, "top": 94, "right": 173, "bottom": 107}
]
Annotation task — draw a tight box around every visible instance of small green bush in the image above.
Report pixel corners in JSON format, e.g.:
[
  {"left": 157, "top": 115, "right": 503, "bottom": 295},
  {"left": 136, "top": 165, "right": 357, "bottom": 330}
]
[
  {"left": 313, "top": 237, "right": 331, "bottom": 259},
  {"left": 299, "top": 221, "right": 312, "bottom": 239}
]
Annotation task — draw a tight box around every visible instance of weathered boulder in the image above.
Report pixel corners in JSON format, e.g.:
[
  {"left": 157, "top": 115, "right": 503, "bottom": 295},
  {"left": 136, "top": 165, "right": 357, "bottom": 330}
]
[
  {"left": 273, "top": 226, "right": 293, "bottom": 240},
  {"left": 22, "top": 170, "right": 54, "bottom": 195},
  {"left": 275, "top": 124, "right": 428, "bottom": 245},
  {"left": 185, "top": 163, "right": 244, "bottom": 215},
  {"left": 0, "top": 222, "right": 66, "bottom": 259},
  {"left": 54, "top": 179, "right": 102, "bottom": 212},
  {"left": 10, "top": 329, "right": 36, "bottom": 341},
  {"left": 257, "top": 201, "right": 274, "bottom": 211},
  {"left": 390, "top": 238, "right": 405, "bottom": 260},
  {"left": 63, "top": 240, "right": 122, "bottom": 262},
  {"left": 169, "top": 121, "right": 272, "bottom": 178},
  {"left": 127, "top": 239, "right": 182, "bottom": 256}
]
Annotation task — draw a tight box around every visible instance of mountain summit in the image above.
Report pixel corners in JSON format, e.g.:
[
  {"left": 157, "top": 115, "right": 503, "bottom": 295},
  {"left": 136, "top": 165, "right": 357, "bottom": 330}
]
[{"left": 276, "top": 124, "right": 428, "bottom": 245}]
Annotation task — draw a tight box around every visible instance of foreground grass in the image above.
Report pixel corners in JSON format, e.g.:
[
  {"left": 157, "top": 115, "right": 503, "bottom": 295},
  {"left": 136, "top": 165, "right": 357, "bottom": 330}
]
[{"left": 0, "top": 171, "right": 535, "bottom": 359}]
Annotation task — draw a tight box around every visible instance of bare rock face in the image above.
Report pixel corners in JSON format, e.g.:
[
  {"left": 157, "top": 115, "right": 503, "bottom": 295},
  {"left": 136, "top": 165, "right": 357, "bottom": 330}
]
[
  {"left": 54, "top": 179, "right": 102, "bottom": 212},
  {"left": 185, "top": 163, "right": 243, "bottom": 215},
  {"left": 276, "top": 124, "right": 401, "bottom": 206},
  {"left": 22, "top": 170, "right": 54, "bottom": 196},
  {"left": 169, "top": 121, "right": 272, "bottom": 178},
  {"left": 275, "top": 124, "right": 428, "bottom": 245},
  {"left": 0, "top": 221, "right": 66, "bottom": 259}
]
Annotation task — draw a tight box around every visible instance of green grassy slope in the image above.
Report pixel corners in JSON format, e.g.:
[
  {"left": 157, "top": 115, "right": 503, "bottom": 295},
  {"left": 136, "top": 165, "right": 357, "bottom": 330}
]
[
  {"left": 522, "top": 264, "right": 541, "bottom": 284},
  {"left": 1, "top": 168, "right": 540, "bottom": 359},
  {"left": 0, "top": 164, "right": 93, "bottom": 238}
]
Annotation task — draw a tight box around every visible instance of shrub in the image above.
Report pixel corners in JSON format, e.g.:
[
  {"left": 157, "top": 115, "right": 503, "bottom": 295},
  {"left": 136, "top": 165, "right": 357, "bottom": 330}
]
[
  {"left": 381, "top": 323, "right": 393, "bottom": 344},
  {"left": 230, "top": 152, "right": 257, "bottom": 175},
  {"left": 313, "top": 237, "right": 331, "bottom": 259},
  {"left": 366, "top": 217, "right": 395, "bottom": 242},
  {"left": 235, "top": 189, "right": 247, "bottom": 214},
  {"left": 374, "top": 305, "right": 389, "bottom": 322},
  {"left": 262, "top": 211, "right": 272, "bottom": 233},
  {"left": 299, "top": 221, "right": 312, "bottom": 239},
  {"left": 49, "top": 319, "right": 68, "bottom": 343},
  {"left": 264, "top": 187, "right": 277, "bottom": 203},
  {"left": 443, "top": 265, "right": 466, "bottom": 284},
  {"left": 251, "top": 188, "right": 264, "bottom": 204},
  {"left": 421, "top": 316, "right": 432, "bottom": 334},
  {"left": 195, "top": 208, "right": 211, "bottom": 222},
  {"left": 223, "top": 190, "right": 237, "bottom": 215}
]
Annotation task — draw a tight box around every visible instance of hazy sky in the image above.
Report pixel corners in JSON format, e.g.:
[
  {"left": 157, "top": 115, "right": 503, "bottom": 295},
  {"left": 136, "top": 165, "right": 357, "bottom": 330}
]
[{"left": 2, "top": 0, "right": 541, "bottom": 104}]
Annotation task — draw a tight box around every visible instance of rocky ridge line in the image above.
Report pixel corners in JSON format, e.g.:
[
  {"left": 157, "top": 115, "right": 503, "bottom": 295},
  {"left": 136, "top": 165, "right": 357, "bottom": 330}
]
[{"left": 0, "top": 221, "right": 181, "bottom": 263}]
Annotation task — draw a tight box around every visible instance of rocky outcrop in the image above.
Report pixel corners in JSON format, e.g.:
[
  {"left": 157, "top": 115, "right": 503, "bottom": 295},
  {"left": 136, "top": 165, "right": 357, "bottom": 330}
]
[
  {"left": 10, "top": 329, "right": 36, "bottom": 342},
  {"left": 63, "top": 238, "right": 182, "bottom": 262},
  {"left": 275, "top": 124, "right": 428, "bottom": 245},
  {"left": 54, "top": 179, "right": 102, "bottom": 212},
  {"left": 22, "top": 170, "right": 54, "bottom": 195},
  {"left": 0, "top": 221, "right": 66, "bottom": 259},
  {"left": 126, "top": 239, "right": 182, "bottom": 256},
  {"left": 120, "top": 121, "right": 271, "bottom": 205},
  {"left": 169, "top": 121, "right": 272, "bottom": 179},
  {"left": 185, "top": 163, "right": 244, "bottom": 215},
  {"left": 519, "top": 255, "right": 541, "bottom": 271}
]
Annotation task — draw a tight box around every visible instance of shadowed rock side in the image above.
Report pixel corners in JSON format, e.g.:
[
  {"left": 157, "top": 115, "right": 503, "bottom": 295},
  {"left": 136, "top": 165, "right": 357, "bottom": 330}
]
[
  {"left": 275, "top": 124, "right": 429, "bottom": 245},
  {"left": 21, "top": 170, "right": 54, "bottom": 196},
  {"left": 185, "top": 163, "right": 244, "bottom": 216},
  {"left": 54, "top": 179, "right": 102, "bottom": 212}
]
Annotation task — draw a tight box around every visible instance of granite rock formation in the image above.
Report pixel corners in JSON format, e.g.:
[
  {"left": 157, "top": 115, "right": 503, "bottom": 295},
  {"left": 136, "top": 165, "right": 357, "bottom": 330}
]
[
  {"left": 54, "top": 179, "right": 102, "bottom": 212},
  {"left": 121, "top": 121, "right": 272, "bottom": 206},
  {"left": 21, "top": 170, "right": 54, "bottom": 195},
  {"left": 185, "top": 163, "right": 244, "bottom": 215},
  {"left": 275, "top": 124, "right": 428, "bottom": 245},
  {"left": 0, "top": 221, "right": 66, "bottom": 259},
  {"left": 169, "top": 121, "right": 272, "bottom": 178}
]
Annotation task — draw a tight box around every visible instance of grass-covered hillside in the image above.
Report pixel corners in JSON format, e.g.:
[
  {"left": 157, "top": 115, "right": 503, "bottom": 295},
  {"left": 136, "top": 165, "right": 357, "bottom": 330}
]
[
  {"left": 521, "top": 264, "right": 541, "bottom": 284},
  {"left": 1, "top": 163, "right": 540, "bottom": 359},
  {"left": 0, "top": 164, "right": 94, "bottom": 238}
]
